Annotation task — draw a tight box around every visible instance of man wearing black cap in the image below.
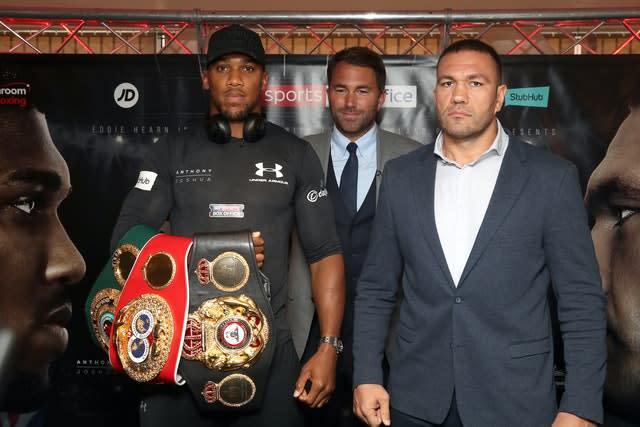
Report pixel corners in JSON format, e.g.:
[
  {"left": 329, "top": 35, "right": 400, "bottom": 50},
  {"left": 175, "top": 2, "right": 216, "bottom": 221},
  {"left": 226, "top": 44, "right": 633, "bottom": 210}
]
[{"left": 111, "top": 24, "right": 345, "bottom": 427}]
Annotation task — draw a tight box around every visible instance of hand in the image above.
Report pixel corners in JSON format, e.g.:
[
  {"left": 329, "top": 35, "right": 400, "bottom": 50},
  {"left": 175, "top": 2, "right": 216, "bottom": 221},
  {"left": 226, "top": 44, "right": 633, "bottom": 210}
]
[
  {"left": 353, "top": 384, "right": 391, "bottom": 427},
  {"left": 552, "top": 412, "right": 597, "bottom": 427},
  {"left": 251, "top": 231, "right": 264, "bottom": 268},
  {"left": 292, "top": 344, "right": 337, "bottom": 408}
]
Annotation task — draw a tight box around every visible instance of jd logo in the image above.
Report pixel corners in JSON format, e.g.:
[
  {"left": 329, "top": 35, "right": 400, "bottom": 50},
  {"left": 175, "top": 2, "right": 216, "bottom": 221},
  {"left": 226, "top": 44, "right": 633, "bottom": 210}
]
[
  {"left": 255, "top": 162, "right": 284, "bottom": 178},
  {"left": 114, "top": 82, "right": 139, "bottom": 109}
]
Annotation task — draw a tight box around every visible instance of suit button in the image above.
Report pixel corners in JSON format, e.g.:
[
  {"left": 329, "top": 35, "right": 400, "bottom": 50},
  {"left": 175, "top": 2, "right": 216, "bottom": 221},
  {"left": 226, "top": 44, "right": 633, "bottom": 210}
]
[{"left": 455, "top": 297, "right": 462, "bottom": 304}]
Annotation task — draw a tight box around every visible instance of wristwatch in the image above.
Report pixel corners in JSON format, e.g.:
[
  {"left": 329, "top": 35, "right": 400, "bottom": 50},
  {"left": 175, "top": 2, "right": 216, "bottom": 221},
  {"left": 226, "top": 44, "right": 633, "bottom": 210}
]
[{"left": 319, "top": 336, "right": 343, "bottom": 354}]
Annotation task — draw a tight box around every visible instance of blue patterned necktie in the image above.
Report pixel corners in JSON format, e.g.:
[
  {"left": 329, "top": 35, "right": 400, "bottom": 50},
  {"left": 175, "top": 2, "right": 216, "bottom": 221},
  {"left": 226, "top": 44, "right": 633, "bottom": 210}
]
[{"left": 340, "top": 142, "right": 358, "bottom": 216}]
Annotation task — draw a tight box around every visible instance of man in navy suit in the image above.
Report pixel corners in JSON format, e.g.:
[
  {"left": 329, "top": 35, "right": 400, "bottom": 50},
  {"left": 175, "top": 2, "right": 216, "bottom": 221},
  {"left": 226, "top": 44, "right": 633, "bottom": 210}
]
[
  {"left": 352, "top": 39, "right": 606, "bottom": 427},
  {"left": 300, "top": 47, "right": 421, "bottom": 426}
]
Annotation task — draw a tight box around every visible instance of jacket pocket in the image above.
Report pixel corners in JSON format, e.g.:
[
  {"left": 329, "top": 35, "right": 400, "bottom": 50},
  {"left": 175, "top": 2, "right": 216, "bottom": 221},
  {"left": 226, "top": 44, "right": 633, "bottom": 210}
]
[
  {"left": 509, "top": 336, "right": 550, "bottom": 358},
  {"left": 395, "top": 318, "right": 417, "bottom": 343}
]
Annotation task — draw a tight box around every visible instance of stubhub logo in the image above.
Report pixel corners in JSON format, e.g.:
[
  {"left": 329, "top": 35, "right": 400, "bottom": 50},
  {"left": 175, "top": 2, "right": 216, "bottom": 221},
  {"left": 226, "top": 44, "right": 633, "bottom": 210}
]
[
  {"left": 263, "top": 85, "right": 326, "bottom": 107},
  {"left": 383, "top": 85, "right": 417, "bottom": 108},
  {"left": 505, "top": 86, "right": 550, "bottom": 108}
]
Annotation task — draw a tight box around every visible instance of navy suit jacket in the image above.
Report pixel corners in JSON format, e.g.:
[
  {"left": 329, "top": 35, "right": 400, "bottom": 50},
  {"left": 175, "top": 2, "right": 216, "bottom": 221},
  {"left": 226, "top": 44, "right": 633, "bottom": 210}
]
[
  {"left": 353, "top": 137, "right": 606, "bottom": 425},
  {"left": 286, "top": 128, "right": 421, "bottom": 357}
]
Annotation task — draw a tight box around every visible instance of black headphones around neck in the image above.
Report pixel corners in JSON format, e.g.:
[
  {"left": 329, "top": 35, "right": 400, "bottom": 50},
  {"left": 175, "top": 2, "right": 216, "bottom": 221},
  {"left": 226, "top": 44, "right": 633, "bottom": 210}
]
[{"left": 206, "top": 113, "right": 266, "bottom": 144}]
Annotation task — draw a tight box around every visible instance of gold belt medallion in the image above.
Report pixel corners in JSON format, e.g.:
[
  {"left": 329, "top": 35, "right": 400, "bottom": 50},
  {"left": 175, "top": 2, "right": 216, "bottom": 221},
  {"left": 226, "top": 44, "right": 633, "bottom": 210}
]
[
  {"left": 112, "top": 243, "right": 140, "bottom": 287},
  {"left": 113, "top": 293, "right": 174, "bottom": 382},
  {"left": 89, "top": 287, "right": 120, "bottom": 352},
  {"left": 182, "top": 295, "right": 269, "bottom": 371},
  {"left": 196, "top": 251, "right": 250, "bottom": 292},
  {"left": 201, "top": 374, "right": 256, "bottom": 407}
]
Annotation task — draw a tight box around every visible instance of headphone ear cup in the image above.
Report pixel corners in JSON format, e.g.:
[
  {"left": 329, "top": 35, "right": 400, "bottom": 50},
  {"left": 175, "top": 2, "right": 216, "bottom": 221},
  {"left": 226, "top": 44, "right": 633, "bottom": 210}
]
[
  {"left": 207, "top": 114, "right": 232, "bottom": 144},
  {"left": 242, "top": 113, "right": 266, "bottom": 143}
]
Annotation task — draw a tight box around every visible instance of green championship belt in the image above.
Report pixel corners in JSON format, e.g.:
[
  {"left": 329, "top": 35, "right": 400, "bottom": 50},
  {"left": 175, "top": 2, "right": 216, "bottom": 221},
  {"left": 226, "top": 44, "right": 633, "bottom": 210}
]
[{"left": 85, "top": 225, "right": 159, "bottom": 352}]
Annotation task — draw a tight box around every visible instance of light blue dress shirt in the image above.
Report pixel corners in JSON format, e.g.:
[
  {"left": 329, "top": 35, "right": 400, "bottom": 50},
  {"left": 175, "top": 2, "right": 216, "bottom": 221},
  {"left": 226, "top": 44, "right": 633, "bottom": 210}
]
[{"left": 331, "top": 124, "right": 378, "bottom": 211}]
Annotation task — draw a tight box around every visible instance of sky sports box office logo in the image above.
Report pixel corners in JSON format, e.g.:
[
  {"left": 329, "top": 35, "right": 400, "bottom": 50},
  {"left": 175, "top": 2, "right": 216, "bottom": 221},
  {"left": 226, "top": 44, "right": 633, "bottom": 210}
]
[{"left": 263, "top": 84, "right": 417, "bottom": 108}]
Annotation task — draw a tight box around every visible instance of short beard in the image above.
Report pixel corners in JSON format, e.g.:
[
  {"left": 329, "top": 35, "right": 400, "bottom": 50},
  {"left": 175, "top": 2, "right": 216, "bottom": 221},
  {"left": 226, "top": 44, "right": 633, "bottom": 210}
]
[
  {"left": 0, "top": 372, "right": 48, "bottom": 412},
  {"left": 212, "top": 99, "right": 259, "bottom": 123},
  {"left": 438, "top": 111, "right": 496, "bottom": 143}
]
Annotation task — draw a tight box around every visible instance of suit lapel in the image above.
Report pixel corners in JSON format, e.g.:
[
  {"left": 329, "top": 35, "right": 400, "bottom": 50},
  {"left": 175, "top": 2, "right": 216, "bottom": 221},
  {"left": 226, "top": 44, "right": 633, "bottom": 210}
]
[
  {"left": 375, "top": 130, "right": 386, "bottom": 200},
  {"left": 317, "top": 131, "right": 332, "bottom": 173},
  {"left": 411, "top": 145, "right": 455, "bottom": 288},
  {"left": 458, "top": 138, "right": 530, "bottom": 287}
]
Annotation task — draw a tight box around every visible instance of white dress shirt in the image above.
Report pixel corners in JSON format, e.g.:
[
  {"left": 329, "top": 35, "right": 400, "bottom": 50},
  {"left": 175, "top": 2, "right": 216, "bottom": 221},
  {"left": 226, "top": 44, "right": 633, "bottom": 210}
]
[{"left": 434, "top": 120, "right": 509, "bottom": 286}]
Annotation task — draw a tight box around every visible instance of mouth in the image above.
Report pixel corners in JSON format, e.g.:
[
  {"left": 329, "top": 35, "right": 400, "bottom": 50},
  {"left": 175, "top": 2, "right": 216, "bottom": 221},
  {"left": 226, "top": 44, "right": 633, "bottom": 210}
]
[
  {"left": 38, "top": 302, "right": 72, "bottom": 355},
  {"left": 340, "top": 110, "right": 360, "bottom": 119},
  {"left": 448, "top": 109, "right": 471, "bottom": 118},
  {"left": 224, "top": 90, "right": 246, "bottom": 100}
]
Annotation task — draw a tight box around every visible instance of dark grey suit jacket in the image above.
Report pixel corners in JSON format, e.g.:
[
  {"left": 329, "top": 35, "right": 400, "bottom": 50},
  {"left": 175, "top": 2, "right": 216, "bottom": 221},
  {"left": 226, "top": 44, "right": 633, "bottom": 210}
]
[
  {"left": 286, "top": 128, "right": 421, "bottom": 357},
  {"left": 353, "top": 137, "right": 606, "bottom": 425}
]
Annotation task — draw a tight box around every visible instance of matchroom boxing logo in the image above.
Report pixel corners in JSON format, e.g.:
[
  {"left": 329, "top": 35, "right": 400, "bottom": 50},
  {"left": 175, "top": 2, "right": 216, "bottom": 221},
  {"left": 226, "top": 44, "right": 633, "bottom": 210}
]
[
  {"left": 0, "top": 82, "right": 30, "bottom": 109},
  {"left": 114, "top": 82, "right": 139, "bottom": 109}
]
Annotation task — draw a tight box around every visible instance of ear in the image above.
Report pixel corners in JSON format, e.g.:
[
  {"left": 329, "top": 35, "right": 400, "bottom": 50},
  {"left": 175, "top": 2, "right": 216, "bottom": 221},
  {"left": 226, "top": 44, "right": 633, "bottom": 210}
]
[
  {"left": 495, "top": 84, "right": 507, "bottom": 113},
  {"left": 376, "top": 88, "right": 386, "bottom": 112},
  {"left": 202, "top": 71, "right": 210, "bottom": 91},
  {"left": 260, "top": 70, "right": 269, "bottom": 92}
]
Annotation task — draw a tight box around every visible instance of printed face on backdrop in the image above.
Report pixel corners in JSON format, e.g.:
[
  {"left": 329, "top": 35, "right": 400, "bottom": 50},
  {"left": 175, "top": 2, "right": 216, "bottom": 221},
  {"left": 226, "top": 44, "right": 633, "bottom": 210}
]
[
  {"left": 202, "top": 53, "right": 268, "bottom": 122},
  {"left": 0, "top": 108, "right": 86, "bottom": 412},
  {"left": 328, "top": 62, "right": 385, "bottom": 141},
  {"left": 434, "top": 50, "right": 506, "bottom": 145},
  {"left": 586, "top": 106, "right": 640, "bottom": 419}
]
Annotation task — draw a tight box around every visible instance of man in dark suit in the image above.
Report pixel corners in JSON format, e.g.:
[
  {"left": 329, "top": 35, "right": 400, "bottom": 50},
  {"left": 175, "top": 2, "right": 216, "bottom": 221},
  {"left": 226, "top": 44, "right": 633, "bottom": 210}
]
[
  {"left": 352, "top": 39, "right": 606, "bottom": 427},
  {"left": 296, "top": 47, "right": 421, "bottom": 426}
]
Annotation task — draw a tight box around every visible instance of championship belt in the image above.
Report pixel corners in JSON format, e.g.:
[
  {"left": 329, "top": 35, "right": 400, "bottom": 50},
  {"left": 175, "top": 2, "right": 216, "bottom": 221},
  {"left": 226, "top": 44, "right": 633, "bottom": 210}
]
[
  {"left": 179, "top": 231, "right": 275, "bottom": 412},
  {"left": 85, "top": 225, "right": 159, "bottom": 352},
  {"left": 109, "top": 233, "right": 192, "bottom": 384}
]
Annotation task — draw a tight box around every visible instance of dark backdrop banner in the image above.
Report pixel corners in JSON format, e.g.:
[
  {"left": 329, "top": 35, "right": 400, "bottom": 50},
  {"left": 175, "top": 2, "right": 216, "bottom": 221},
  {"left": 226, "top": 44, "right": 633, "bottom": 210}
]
[{"left": 0, "top": 54, "right": 638, "bottom": 426}]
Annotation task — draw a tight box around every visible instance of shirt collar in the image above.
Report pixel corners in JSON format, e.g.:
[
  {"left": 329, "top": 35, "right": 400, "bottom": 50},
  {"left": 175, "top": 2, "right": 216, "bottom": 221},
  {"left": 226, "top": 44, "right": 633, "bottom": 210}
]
[
  {"left": 331, "top": 124, "right": 378, "bottom": 159},
  {"left": 434, "top": 119, "right": 509, "bottom": 167}
]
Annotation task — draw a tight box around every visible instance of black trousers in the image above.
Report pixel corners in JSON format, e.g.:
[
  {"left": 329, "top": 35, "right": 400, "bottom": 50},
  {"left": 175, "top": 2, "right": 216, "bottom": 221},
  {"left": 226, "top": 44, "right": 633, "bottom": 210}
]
[{"left": 139, "top": 339, "right": 304, "bottom": 427}]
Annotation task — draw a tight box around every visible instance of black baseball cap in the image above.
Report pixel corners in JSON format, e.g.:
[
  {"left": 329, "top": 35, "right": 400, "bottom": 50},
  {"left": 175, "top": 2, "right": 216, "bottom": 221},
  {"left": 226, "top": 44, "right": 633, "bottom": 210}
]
[{"left": 206, "top": 24, "right": 266, "bottom": 66}]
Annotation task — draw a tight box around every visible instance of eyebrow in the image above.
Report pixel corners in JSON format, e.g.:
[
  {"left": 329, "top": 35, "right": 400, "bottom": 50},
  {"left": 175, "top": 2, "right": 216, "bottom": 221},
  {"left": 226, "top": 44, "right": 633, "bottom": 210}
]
[
  {"left": 437, "top": 73, "right": 490, "bottom": 81},
  {"left": 332, "top": 83, "right": 372, "bottom": 89},
  {"left": 8, "top": 168, "right": 62, "bottom": 192},
  {"left": 585, "top": 176, "right": 640, "bottom": 209}
]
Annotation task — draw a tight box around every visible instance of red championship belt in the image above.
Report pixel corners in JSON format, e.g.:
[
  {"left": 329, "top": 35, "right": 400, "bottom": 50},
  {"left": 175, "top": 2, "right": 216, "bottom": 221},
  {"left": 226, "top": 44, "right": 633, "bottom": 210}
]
[{"left": 109, "top": 233, "right": 192, "bottom": 384}]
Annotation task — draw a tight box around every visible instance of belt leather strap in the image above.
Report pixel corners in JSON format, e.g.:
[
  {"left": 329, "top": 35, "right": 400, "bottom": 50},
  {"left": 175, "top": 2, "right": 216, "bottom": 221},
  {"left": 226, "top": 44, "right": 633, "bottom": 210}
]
[{"left": 179, "top": 231, "right": 275, "bottom": 412}]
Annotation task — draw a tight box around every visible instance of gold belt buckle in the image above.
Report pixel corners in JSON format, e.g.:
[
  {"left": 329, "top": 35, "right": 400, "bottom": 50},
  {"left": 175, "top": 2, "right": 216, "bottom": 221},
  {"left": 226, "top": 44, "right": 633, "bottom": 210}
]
[{"left": 182, "top": 295, "right": 269, "bottom": 371}]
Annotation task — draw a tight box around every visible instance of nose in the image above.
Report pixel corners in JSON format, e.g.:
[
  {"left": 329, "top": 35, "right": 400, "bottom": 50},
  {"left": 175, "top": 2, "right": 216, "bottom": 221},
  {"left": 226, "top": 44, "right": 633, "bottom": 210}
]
[
  {"left": 227, "top": 67, "right": 243, "bottom": 87},
  {"left": 452, "top": 84, "right": 467, "bottom": 104},
  {"left": 344, "top": 91, "right": 357, "bottom": 108},
  {"left": 45, "top": 219, "right": 86, "bottom": 287}
]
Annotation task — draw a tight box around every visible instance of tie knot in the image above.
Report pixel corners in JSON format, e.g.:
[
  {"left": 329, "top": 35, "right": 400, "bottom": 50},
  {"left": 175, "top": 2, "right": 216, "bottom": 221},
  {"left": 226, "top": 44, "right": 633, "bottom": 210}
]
[{"left": 347, "top": 142, "right": 358, "bottom": 155}]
